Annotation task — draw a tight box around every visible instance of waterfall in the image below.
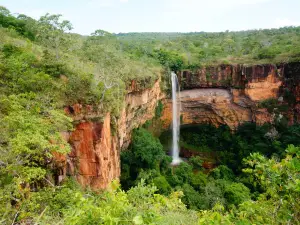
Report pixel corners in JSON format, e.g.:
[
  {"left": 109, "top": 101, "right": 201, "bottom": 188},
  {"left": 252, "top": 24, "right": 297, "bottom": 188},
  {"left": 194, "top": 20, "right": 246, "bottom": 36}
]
[{"left": 171, "top": 72, "right": 182, "bottom": 165}]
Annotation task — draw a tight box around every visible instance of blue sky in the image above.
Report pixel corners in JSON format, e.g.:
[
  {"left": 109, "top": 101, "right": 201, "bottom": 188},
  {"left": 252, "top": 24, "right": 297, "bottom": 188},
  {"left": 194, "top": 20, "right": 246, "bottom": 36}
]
[{"left": 2, "top": 0, "right": 300, "bottom": 34}]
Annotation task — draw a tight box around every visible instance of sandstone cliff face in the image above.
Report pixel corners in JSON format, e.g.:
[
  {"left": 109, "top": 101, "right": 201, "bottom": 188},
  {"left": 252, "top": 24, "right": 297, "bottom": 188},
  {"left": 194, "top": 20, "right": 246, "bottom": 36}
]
[
  {"left": 118, "top": 78, "right": 163, "bottom": 149},
  {"left": 61, "top": 113, "right": 120, "bottom": 190},
  {"left": 160, "top": 88, "right": 271, "bottom": 130},
  {"left": 169, "top": 63, "right": 300, "bottom": 128},
  {"left": 58, "top": 62, "right": 300, "bottom": 190},
  {"left": 179, "top": 64, "right": 282, "bottom": 101},
  {"left": 60, "top": 78, "right": 163, "bottom": 189}
]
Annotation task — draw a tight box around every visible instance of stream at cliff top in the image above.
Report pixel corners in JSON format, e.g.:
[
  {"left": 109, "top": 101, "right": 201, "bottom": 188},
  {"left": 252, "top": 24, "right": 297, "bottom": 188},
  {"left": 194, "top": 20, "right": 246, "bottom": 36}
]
[{"left": 171, "top": 72, "right": 182, "bottom": 165}]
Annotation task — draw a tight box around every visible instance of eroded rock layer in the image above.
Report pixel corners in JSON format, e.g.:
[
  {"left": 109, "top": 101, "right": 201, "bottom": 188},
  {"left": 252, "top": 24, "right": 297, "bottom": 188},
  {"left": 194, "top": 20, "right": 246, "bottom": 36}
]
[
  {"left": 160, "top": 88, "right": 271, "bottom": 130},
  {"left": 179, "top": 64, "right": 282, "bottom": 101},
  {"left": 172, "top": 63, "right": 300, "bottom": 127},
  {"left": 58, "top": 62, "right": 300, "bottom": 189},
  {"left": 118, "top": 78, "right": 164, "bottom": 149},
  {"left": 60, "top": 78, "right": 163, "bottom": 189},
  {"left": 61, "top": 113, "right": 120, "bottom": 189}
]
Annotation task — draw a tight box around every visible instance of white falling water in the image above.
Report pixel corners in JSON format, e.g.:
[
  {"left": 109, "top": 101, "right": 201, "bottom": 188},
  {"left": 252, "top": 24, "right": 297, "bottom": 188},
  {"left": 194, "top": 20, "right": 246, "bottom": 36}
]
[{"left": 171, "top": 72, "right": 182, "bottom": 165}]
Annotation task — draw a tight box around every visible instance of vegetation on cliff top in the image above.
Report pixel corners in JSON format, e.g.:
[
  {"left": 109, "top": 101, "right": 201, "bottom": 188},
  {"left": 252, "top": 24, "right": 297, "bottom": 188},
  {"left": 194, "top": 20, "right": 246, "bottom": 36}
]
[{"left": 117, "top": 28, "right": 300, "bottom": 68}]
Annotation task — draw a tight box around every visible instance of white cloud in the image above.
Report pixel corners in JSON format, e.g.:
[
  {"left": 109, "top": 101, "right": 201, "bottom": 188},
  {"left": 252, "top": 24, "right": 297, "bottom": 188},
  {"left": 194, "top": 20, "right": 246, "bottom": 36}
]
[{"left": 274, "top": 18, "right": 300, "bottom": 27}]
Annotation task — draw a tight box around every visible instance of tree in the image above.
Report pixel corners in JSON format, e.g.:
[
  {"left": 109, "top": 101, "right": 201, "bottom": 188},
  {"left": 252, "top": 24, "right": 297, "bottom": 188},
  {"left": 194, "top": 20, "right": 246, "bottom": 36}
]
[
  {"left": 130, "top": 128, "right": 165, "bottom": 169},
  {"left": 91, "top": 29, "right": 113, "bottom": 37},
  {"left": 37, "top": 13, "right": 73, "bottom": 59},
  {"left": 0, "top": 6, "right": 10, "bottom": 16},
  {"left": 224, "top": 182, "right": 250, "bottom": 206},
  {"left": 210, "top": 165, "right": 235, "bottom": 181}
]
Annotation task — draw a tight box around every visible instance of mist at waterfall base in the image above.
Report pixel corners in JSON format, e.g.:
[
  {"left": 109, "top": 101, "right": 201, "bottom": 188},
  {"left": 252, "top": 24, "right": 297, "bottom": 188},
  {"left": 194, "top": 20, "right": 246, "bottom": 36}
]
[{"left": 171, "top": 72, "right": 182, "bottom": 165}]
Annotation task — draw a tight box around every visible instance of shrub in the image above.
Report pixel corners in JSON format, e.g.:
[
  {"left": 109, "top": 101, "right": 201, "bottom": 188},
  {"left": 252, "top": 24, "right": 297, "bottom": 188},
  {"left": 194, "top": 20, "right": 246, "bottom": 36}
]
[
  {"left": 166, "top": 162, "right": 193, "bottom": 187},
  {"left": 130, "top": 128, "right": 165, "bottom": 169},
  {"left": 152, "top": 176, "right": 172, "bottom": 195},
  {"left": 155, "top": 100, "right": 163, "bottom": 118},
  {"left": 189, "top": 156, "right": 204, "bottom": 170},
  {"left": 224, "top": 182, "right": 251, "bottom": 207},
  {"left": 190, "top": 172, "right": 207, "bottom": 192},
  {"left": 210, "top": 165, "right": 235, "bottom": 181},
  {"left": 180, "top": 184, "right": 205, "bottom": 210}
]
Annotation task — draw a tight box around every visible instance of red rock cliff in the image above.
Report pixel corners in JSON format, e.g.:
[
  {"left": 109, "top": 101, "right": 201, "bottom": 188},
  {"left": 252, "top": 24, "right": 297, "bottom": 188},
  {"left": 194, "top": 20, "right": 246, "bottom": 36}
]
[
  {"left": 58, "top": 62, "right": 300, "bottom": 189},
  {"left": 59, "top": 110, "right": 120, "bottom": 190},
  {"left": 179, "top": 64, "right": 282, "bottom": 101},
  {"left": 60, "top": 78, "right": 163, "bottom": 189},
  {"left": 117, "top": 78, "right": 164, "bottom": 149},
  {"left": 161, "top": 63, "right": 300, "bottom": 129}
]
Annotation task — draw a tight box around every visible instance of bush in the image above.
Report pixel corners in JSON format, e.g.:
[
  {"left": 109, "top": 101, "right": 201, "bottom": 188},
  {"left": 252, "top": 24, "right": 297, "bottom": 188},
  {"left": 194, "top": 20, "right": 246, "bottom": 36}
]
[
  {"left": 121, "top": 128, "right": 166, "bottom": 189},
  {"left": 210, "top": 165, "right": 235, "bottom": 181},
  {"left": 204, "top": 180, "right": 227, "bottom": 209},
  {"left": 166, "top": 162, "right": 193, "bottom": 187},
  {"left": 180, "top": 184, "right": 205, "bottom": 210},
  {"left": 224, "top": 182, "right": 251, "bottom": 207},
  {"left": 190, "top": 172, "right": 207, "bottom": 192},
  {"left": 155, "top": 100, "right": 163, "bottom": 118},
  {"left": 152, "top": 176, "right": 172, "bottom": 195},
  {"left": 189, "top": 156, "right": 204, "bottom": 170},
  {"left": 153, "top": 49, "right": 186, "bottom": 71},
  {"left": 130, "top": 128, "right": 165, "bottom": 169}
]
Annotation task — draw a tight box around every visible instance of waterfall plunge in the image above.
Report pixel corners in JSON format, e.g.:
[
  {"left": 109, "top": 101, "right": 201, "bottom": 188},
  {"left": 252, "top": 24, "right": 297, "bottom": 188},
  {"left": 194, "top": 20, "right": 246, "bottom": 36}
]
[{"left": 171, "top": 72, "right": 182, "bottom": 165}]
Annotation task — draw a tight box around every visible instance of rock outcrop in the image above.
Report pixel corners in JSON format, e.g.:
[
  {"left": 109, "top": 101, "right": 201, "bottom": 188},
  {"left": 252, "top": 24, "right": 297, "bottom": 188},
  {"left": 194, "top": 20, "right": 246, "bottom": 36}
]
[
  {"left": 179, "top": 64, "right": 282, "bottom": 101},
  {"left": 160, "top": 88, "right": 271, "bottom": 130},
  {"left": 166, "top": 63, "right": 300, "bottom": 128},
  {"left": 57, "top": 62, "right": 300, "bottom": 190},
  {"left": 118, "top": 78, "right": 163, "bottom": 149},
  {"left": 59, "top": 112, "right": 120, "bottom": 190},
  {"left": 59, "top": 78, "right": 163, "bottom": 189}
]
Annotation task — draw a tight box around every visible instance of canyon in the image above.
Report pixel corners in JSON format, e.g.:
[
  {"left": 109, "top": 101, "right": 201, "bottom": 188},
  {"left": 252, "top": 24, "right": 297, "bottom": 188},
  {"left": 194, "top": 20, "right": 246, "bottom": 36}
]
[{"left": 58, "top": 63, "right": 300, "bottom": 189}]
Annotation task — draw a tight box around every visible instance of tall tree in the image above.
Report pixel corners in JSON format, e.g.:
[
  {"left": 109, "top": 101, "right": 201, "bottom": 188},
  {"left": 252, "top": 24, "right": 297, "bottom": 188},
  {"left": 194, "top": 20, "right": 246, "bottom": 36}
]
[{"left": 37, "top": 13, "right": 73, "bottom": 59}]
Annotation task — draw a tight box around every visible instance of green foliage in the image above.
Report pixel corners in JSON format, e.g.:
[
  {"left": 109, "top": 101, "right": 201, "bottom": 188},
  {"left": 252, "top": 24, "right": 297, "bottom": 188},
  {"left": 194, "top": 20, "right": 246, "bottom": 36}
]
[
  {"left": 178, "top": 123, "right": 300, "bottom": 173},
  {"left": 155, "top": 100, "right": 164, "bottom": 118},
  {"left": 130, "top": 128, "right": 165, "bottom": 168},
  {"left": 120, "top": 128, "right": 166, "bottom": 189},
  {"left": 0, "top": 6, "right": 36, "bottom": 40},
  {"left": 258, "top": 98, "right": 279, "bottom": 113},
  {"left": 122, "top": 122, "right": 300, "bottom": 219},
  {"left": 179, "top": 184, "right": 204, "bottom": 210},
  {"left": 224, "top": 183, "right": 251, "bottom": 206},
  {"left": 190, "top": 172, "right": 207, "bottom": 192},
  {"left": 153, "top": 49, "right": 186, "bottom": 71},
  {"left": 118, "top": 27, "right": 300, "bottom": 66},
  {"left": 37, "top": 13, "right": 73, "bottom": 59},
  {"left": 189, "top": 156, "right": 204, "bottom": 170},
  {"left": 2, "top": 179, "right": 197, "bottom": 225},
  {"left": 152, "top": 176, "right": 172, "bottom": 195},
  {"left": 255, "top": 46, "right": 280, "bottom": 59},
  {"left": 166, "top": 162, "right": 193, "bottom": 187},
  {"left": 210, "top": 165, "right": 235, "bottom": 181},
  {"left": 203, "top": 180, "right": 227, "bottom": 209}
]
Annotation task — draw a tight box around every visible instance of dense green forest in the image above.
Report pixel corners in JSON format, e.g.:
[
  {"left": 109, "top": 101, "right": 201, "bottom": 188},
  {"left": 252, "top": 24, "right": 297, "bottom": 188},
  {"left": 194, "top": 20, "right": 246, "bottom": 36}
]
[
  {"left": 117, "top": 28, "right": 300, "bottom": 70},
  {"left": 0, "top": 6, "right": 300, "bottom": 224}
]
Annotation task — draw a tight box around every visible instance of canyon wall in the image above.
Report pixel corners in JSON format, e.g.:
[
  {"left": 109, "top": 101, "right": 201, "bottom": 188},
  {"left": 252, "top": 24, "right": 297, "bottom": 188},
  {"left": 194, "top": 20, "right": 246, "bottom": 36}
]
[
  {"left": 118, "top": 78, "right": 164, "bottom": 149},
  {"left": 58, "top": 62, "right": 300, "bottom": 189},
  {"left": 161, "top": 88, "right": 270, "bottom": 130},
  {"left": 59, "top": 78, "right": 163, "bottom": 189},
  {"left": 160, "top": 63, "right": 300, "bottom": 129},
  {"left": 179, "top": 64, "right": 282, "bottom": 101}
]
